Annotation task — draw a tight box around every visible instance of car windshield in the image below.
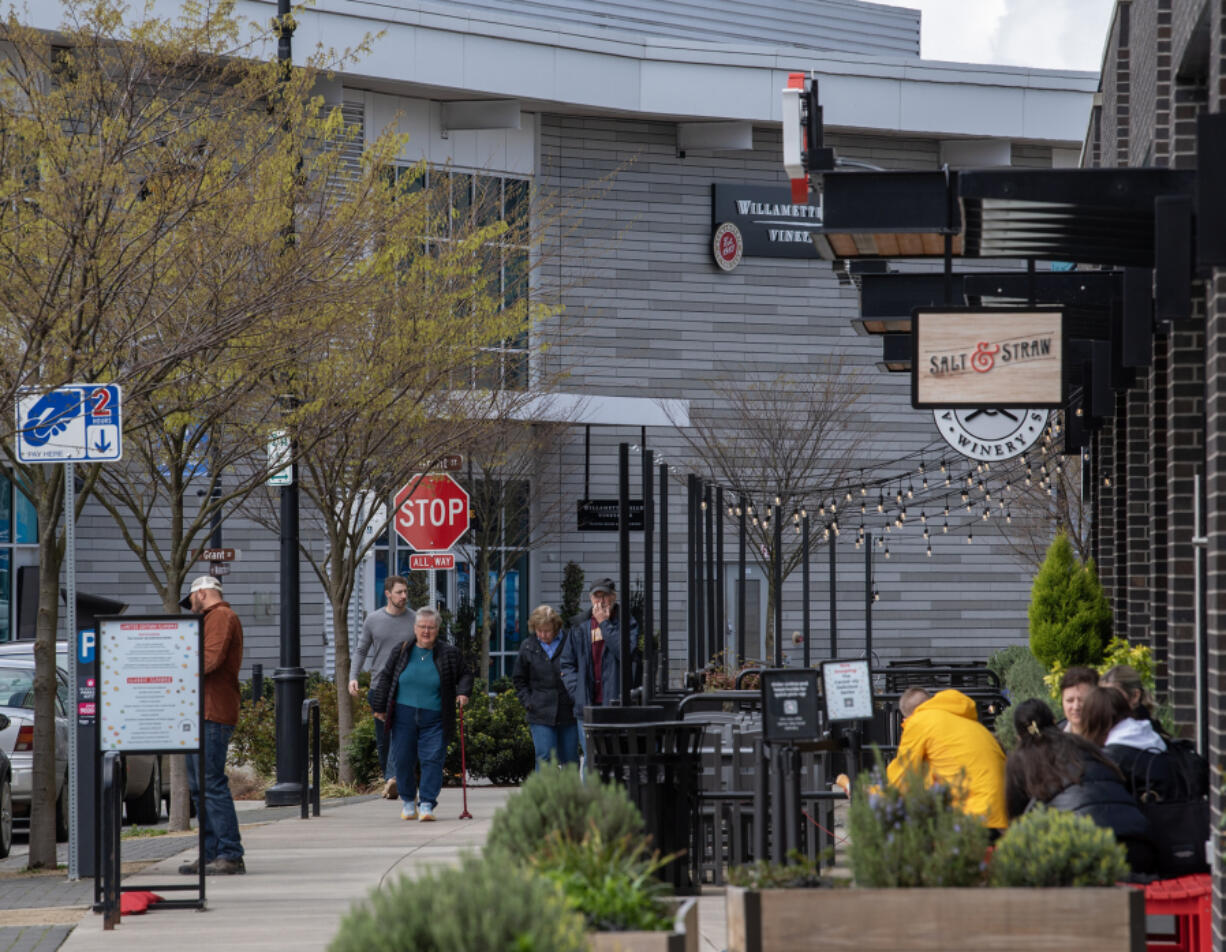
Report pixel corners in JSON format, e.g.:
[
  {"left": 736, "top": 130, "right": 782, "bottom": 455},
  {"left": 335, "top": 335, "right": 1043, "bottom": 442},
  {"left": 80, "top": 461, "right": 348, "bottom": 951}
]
[{"left": 0, "top": 667, "right": 35, "bottom": 709}]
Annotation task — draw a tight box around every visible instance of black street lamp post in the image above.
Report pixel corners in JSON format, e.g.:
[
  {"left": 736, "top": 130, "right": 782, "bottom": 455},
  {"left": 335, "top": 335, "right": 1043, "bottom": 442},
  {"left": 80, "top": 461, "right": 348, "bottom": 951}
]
[{"left": 266, "top": 0, "right": 305, "bottom": 807}]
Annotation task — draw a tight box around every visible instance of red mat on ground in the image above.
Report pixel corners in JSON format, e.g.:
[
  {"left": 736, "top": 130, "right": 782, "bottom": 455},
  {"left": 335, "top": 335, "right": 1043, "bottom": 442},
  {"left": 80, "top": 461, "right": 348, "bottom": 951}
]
[{"left": 120, "top": 891, "right": 163, "bottom": 916}]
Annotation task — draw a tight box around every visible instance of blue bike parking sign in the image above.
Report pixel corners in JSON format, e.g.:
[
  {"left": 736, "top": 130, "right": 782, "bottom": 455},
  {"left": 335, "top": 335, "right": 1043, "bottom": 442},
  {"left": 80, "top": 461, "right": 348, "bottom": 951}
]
[{"left": 16, "top": 384, "right": 122, "bottom": 462}]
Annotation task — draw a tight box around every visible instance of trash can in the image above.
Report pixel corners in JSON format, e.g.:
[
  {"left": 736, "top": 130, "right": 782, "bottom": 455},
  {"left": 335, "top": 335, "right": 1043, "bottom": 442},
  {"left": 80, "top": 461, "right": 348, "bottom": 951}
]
[{"left": 584, "top": 708, "right": 704, "bottom": 894}]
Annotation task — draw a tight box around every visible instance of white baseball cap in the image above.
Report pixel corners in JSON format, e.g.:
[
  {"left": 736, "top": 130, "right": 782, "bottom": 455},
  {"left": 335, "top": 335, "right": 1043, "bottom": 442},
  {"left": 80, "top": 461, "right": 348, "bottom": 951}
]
[{"left": 180, "top": 574, "right": 222, "bottom": 610}]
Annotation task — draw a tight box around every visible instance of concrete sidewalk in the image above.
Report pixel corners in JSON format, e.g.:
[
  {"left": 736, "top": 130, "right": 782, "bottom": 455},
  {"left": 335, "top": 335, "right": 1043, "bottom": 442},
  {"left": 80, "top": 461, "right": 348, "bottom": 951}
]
[
  {"left": 15, "top": 788, "right": 727, "bottom": 952},
  {"left": 58, "top": 789, "right": 508, "bottom": 952}
]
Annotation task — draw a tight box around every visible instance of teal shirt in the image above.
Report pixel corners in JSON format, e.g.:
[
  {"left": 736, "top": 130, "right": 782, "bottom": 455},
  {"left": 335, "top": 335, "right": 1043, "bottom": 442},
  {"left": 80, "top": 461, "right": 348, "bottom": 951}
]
[{"left": 396, "top": 646, "right": 441, "bottom": 711}]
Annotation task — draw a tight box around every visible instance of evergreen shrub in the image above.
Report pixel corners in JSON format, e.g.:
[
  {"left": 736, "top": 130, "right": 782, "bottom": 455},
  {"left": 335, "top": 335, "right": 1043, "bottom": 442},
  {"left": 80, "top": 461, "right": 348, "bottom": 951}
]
[
  {"left": 486, "top": 764, "right": 644, "bottom": 864},
  {"left": 1028, "top": 531, "right": 1112, "bottom": 669},
  {"left": 327, "top": 851, "right": 587, "bottom": 952},
  {"left": 989, "top": 804, "right": 1128, "bottom": 887},
  {"left": 988, "top": 645, "right": 1058, "bottom": 751},
  {"left": 444, "top": 680, "right": 535, "bottom": 785}
]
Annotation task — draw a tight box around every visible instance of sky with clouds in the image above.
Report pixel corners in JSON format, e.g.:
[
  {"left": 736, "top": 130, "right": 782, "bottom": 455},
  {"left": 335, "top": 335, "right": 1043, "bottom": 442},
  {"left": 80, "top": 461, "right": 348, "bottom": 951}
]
[{"left": 869, "top": 0, "right": 1117, "bottom": 72}]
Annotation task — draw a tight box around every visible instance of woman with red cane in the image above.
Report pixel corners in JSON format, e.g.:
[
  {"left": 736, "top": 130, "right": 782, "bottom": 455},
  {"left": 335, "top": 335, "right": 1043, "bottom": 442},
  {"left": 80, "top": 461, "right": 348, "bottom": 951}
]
[{"left": 370, "top": 607, "right": 473, "bottom": 822}]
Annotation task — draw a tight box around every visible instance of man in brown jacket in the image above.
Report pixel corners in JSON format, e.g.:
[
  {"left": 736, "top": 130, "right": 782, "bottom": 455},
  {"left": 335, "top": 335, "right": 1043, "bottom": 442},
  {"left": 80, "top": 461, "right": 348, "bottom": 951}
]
[{"left": 178, "top": 575, "right": 246, "bottom": 875}]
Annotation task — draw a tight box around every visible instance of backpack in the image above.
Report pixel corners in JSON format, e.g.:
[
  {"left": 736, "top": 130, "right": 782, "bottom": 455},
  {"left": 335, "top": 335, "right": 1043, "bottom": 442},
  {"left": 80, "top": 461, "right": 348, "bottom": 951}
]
[{"left": 1128, "top": 745, "right": 1209, "bottom": 878}]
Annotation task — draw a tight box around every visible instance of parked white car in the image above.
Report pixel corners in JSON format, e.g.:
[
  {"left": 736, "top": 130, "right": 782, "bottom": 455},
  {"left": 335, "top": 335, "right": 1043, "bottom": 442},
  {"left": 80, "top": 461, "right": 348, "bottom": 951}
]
[
  {"left": 0, "top": 657, "right": 69, "bottom": 840},
  {"left": 0, "top": 641, "right": 165, "bottom": 824}
]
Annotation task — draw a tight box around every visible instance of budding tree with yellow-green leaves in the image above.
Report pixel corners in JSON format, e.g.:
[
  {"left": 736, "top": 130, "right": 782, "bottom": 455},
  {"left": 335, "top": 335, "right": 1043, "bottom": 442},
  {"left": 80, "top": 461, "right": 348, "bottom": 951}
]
[{"left": 0, "top": 0, "right": 557, "bottom": 862}]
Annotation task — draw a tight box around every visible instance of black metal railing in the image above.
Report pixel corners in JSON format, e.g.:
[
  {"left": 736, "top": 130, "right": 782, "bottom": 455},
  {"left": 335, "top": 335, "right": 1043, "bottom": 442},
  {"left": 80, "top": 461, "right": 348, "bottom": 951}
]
[
  {"left": 99, "top": 751, "right": 122, "bottom": 929},
  {"left": 300, "top": 698, "right": 321, "bottom": 819}
]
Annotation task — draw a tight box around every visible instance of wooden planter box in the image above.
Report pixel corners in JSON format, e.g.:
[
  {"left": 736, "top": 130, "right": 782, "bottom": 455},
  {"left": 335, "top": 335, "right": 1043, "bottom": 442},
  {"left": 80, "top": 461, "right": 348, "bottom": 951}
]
[
  {"left": 725, "top": 885, "right": 1144, "bottom": 952},
  {"left": 588, "top": 897, "right": 698, "bottom": 952}
]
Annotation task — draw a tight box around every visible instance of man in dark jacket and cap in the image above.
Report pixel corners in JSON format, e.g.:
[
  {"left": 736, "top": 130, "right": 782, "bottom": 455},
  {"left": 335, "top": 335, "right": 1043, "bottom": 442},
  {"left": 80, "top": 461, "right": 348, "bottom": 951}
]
[{"left": 559, "top": 577, "right": 639, "bottom": 774}]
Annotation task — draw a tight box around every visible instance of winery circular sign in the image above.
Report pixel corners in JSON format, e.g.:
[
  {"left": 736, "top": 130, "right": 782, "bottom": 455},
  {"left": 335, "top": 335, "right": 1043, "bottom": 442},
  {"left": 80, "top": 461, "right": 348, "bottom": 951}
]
[
  {"left": 712, "top": 222, "right": 743, "bottom": 271},
  {"left": 934, "top": 408, "right": 1049, "bottom": 462}
]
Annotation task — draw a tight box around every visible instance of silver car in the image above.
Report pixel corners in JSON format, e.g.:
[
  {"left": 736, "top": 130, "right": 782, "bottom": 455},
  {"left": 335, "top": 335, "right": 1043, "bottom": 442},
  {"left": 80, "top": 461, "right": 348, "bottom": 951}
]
[
  {"left": 0, "top": 641, "right": 165, "bottom": 825},
  {"left": 0, "top": 658, "right": 70, "bottom": 840}
]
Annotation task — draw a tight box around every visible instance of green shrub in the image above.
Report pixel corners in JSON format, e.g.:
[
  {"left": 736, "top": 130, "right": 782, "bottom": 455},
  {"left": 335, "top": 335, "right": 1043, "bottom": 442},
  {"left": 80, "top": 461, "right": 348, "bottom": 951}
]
[
  {"left": 533, "top": 829, "right": 674, "bottom": 932},
  {"left": 345, "top": 716, "right": 380, "bottom": 788},
  {"left": 726, "top": 851, "right": 824, "bottom": 889},
  {"left": 230, "top": 696, "right": 276, "bottom": 778},
  {"left": 847, "top": 759, "right": 991, "bottom": 887},
  {"left": 989, "top": 646, "right": 1058, "bottom": 751},
  {"left": 444, "top": 680, "right": 535, "bottom": 785},
  {"left": 486, "top": 764, "right": 645, "bottom": 864},
  {"left": 328, "top": 851, "right": 587, "bottom": 952},
  {"left": 1028, "top": 531, "right": 1111, "bottom": 669},
  {"left": 561, "top": 561, "right": 585, "bottom": 622},
  {"left": 989, "top": 805, "right": 1128, "bottom": 887}
]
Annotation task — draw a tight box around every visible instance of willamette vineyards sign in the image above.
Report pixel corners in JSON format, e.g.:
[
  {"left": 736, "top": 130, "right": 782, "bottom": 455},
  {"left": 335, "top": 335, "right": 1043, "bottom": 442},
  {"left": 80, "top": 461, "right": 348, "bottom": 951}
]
[{"left": 710, "top": 184, "right": 823, "bottom": 269}]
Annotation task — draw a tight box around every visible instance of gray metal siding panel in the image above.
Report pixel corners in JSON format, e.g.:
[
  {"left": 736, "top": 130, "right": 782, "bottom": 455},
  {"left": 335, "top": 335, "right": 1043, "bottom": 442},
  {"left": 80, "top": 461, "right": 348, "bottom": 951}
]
[{"left": 536, "top": 114, "right": 1036, "bottom": 670}]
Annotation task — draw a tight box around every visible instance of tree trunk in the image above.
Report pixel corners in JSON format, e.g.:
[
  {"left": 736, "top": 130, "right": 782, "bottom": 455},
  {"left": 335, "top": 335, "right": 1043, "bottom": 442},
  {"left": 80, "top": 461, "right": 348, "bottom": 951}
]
[
  {"left": 331, "top": 596, "right": 354, "bottom": 785},
  {"left": 162, "top": 592, "right": 191, "bottom": 832},
  {"left": 28, "top": 478, "right": 63, "bottom": 869}
]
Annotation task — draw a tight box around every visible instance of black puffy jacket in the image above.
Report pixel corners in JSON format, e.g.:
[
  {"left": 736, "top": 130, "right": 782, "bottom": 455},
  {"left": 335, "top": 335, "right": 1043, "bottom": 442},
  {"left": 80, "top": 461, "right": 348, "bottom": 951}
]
[
  {"left": 1046, "top": 758, "right": 1153, "bottom": 843},
  {"left": 512, "top": 631, "right": 576, "bottom": 727}
]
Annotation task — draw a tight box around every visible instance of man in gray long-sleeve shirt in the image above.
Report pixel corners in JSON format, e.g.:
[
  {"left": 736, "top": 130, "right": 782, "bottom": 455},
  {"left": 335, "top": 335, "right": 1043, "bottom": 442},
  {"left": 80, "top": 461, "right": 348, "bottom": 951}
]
[{"left": 349, "top": 575, "right": 414, "bottom": 797}]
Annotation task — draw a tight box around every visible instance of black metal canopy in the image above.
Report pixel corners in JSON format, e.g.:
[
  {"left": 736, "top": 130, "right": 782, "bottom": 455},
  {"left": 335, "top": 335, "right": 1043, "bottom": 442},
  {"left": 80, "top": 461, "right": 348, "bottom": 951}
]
[{"left": 812, "top": 168, "right": 1196, "bottom": 269}]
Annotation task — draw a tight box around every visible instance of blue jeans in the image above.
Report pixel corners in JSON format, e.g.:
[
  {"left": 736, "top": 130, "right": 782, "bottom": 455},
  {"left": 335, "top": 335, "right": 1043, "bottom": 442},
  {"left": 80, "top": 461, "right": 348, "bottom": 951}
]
[
  {"left": 367, "top": 688, "right": 394, "bottom": 779},
  {"left": 576, "top": 718, "right": 587, "bottom": 780},
  {"left": 529, "top": 722, "right": 580, "bottom": 769},
  {"left": 391, "top": 705, "right": 444, "bottom": 810},
  {"left": 186, "top": 720, "right": 244, "bottom": 862}
]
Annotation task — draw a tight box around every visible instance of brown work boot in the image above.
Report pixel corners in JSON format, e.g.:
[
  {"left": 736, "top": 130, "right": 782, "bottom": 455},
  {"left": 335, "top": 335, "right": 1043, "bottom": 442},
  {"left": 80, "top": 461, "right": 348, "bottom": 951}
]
[
  {"left": 178, "top": 859, "right": 200, "bottom": 875},
  {"left": 381, "top": 777, "right": 398, "bottom": 800}
]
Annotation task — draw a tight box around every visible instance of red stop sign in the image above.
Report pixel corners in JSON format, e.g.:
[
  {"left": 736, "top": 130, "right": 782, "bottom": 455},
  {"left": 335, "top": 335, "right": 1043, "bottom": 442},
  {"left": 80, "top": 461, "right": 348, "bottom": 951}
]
[{"left": 393, "top": 474, "right": 470, "bottom": 551}]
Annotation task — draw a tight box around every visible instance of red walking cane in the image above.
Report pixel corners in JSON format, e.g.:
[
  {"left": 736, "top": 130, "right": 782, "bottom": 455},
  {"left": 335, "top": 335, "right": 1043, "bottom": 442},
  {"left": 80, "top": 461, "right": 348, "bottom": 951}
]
[{"left": 458, "top": 701, "right": 472, "bottom": 819}]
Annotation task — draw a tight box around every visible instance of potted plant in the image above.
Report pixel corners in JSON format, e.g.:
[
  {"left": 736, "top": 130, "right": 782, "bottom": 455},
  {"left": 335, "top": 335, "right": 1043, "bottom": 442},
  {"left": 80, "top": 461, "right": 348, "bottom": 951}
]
[
  {"left": 488, "top": 766, "right": 698, "bottom": 952},
  {"left": 725, "top": 764, "right": 1143, "bottom": 952}
]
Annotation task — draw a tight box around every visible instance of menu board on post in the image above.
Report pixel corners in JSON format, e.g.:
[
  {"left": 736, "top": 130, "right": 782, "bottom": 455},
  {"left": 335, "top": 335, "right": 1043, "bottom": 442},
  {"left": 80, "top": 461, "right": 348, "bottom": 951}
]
[
  {"left": 760, "top": 669, "right": 821, "bottom": 744},
  {"left": 821, "top": 659, "right": 874, "bottom": 723},
  {"left": 98, "top": 616, "right": 201, "bottom": 752}
]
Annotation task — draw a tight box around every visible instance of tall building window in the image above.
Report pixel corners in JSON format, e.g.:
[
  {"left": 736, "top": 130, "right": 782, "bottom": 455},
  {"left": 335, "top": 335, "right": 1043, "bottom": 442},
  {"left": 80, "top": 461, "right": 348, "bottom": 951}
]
[{"left": 391, "top": 166, "right": 531, "bottom": 391}]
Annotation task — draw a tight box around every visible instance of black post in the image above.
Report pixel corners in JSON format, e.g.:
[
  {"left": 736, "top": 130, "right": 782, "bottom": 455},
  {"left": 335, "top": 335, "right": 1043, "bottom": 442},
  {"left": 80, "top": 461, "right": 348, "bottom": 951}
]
[
  {"left": 686, "top": 474, "right": 697, "bottom": 675},
  {"left": 864, "top": 531, "right": 873, "bottom": 664},
  {"left": 643, "top": 449, "right": 654, "bottom": 699},
  {"left": 773, "top": 504, "right": 782, "bottom": 667},
  {"left": 658, "top": 463, "right": 669, "bottom": 694},
  {"left": 694, "top": 478, "right": 706, "bottom": 670},
  {"left": 715, "top": 487, "right": 725, "bottom": 662},
  {"left": 618, "top": 442, "right": 632, "bottom": 706},
  {"left": 829, "top": 528, "right": 838, "bottom": 658},
  {"left": 267, "top": 0, "right": 305, "bottom": 808},
  {"left": 737, "top": 494, "right": 747, "bottom": 665},
  {"left": 802, "top": 515, "right": 811, "bottom": 668},
  {"left": 705, "top": 483, "right": 716, "bottom": 663}
]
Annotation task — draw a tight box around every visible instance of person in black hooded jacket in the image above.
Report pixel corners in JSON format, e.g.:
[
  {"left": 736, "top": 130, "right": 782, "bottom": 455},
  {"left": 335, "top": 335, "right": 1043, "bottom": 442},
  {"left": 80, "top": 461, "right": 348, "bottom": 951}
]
[
  {"left": 1005, "top": 698, "right": 1156, "bottom": 875},
  {"left": 512, "top": 604, "right": 579, "bottom": 769}
]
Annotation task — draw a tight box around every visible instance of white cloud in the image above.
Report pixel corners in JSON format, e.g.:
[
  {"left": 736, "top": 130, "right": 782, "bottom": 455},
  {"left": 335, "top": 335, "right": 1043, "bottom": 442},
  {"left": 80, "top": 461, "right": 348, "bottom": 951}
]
[{"left": 869, "top": 0, "right": 1115, "bottom": 71}]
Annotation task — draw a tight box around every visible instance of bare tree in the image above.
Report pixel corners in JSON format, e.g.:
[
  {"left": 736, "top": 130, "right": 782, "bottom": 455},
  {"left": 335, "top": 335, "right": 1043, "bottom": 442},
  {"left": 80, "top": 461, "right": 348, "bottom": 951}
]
[{"left": 669, "top": 358, "right": 870, "bottom": 660}]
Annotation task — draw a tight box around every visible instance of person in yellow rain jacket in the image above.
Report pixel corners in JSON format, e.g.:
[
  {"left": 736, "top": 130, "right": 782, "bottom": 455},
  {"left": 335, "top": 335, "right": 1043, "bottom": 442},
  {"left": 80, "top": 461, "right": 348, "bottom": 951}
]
[{"left": 885, "top": 687, "right": 1009, "bottom": 833}]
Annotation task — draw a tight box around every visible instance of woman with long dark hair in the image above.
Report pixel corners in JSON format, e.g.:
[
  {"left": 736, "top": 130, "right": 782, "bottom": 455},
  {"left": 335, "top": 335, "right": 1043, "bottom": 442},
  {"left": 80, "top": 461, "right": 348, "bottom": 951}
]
[{"left": 1006, "top": 698, "right": 1155, "bottom": 874}]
